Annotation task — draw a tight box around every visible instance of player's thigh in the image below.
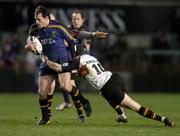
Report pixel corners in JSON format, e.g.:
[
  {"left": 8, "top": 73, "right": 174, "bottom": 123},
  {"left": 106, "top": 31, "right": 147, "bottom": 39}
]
[
  {"left": 58, "top": 72, "right": 72, "bottom": 92},
  {"left": 38, "top": 75, "right": 55, "bottom": 93}
]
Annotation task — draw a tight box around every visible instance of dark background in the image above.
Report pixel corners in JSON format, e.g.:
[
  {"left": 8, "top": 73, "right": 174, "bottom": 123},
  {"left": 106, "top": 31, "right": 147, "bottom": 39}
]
[{"left": 0, "top": 0, "right": 180, "bottom": 93}]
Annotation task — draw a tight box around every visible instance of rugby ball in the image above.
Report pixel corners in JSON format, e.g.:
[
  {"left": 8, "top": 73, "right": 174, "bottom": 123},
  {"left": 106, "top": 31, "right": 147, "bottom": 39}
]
[{"left": 27, "top": 36, "right": 42, "bottom": 55}]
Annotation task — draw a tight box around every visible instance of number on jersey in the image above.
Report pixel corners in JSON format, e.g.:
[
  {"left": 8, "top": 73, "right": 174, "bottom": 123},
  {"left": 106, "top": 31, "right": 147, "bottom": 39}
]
[{"left": 92, "top": 63, "right": 105, "bottom": 75}]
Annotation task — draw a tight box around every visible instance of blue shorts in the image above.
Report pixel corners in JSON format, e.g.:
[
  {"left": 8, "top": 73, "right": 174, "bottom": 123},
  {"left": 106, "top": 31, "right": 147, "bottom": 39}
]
[{"left": 39, "top": 55, "right": 69, "bottom": 76}]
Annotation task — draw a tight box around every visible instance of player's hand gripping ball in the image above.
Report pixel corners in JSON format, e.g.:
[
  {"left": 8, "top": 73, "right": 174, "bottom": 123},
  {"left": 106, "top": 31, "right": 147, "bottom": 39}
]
[{"left": 27, "top": 36, "right": 42, "bottom": 55}]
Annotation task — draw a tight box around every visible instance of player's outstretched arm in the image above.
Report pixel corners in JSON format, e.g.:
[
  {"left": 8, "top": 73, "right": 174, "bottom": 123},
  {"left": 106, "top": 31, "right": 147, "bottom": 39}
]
[{"left": 78, "top": 31, "right": 108, "bottom": 39}]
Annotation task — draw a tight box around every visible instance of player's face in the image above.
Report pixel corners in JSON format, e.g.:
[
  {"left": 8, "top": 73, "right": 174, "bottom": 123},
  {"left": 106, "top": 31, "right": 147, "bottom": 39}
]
[
  {"left": 34, "top": 13, "right": 49, "bottom": 28},
  {"left": 72, "top": 13, "right": 84, "bottom": 29}
]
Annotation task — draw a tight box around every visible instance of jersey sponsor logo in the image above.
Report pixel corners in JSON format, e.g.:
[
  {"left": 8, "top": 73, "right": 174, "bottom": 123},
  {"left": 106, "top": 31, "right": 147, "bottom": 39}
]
[{"left": 40, "top": 38, "right": 56, "bottom": 45}]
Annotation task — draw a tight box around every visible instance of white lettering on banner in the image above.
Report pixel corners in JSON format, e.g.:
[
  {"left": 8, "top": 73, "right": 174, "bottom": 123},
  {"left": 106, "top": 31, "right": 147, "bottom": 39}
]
[
  {"left": 50, "top": 8, "right": 126, "bottom": 34},
  {"left": 112, "top": 10, "right": 126, "bottom": 33}
]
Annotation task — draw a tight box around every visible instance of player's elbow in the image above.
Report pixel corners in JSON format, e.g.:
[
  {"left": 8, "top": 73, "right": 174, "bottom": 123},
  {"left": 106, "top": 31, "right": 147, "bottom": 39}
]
[{"left": 55, "top": 67, "right": 62, "bottom": 72}]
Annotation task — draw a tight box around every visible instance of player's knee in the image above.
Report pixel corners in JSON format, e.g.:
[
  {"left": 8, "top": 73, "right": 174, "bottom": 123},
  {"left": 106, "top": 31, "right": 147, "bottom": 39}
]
[
  {"left": 38, "top": 89, "right": 47, "bottom": 99},
  {"left": 49, "top": 81, "right": 56, "bottom": 92}
]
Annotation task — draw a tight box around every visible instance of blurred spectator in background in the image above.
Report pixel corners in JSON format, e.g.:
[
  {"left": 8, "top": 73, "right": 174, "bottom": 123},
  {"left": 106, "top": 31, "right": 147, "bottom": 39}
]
[
  {"left": 25, "top": 51, "right": 40, "bottom": 89},
  {"left": 0, "top": 37, "right": 18, "bottom": 70},
  {"left": 0, "top": 34, "right": 23, "bottom": 72},
  {"left": 11, "top": 35, "right": 22, "bottom": 55},
  {"left": 150, "top": 28, "right": 171, "bottom": 72}
]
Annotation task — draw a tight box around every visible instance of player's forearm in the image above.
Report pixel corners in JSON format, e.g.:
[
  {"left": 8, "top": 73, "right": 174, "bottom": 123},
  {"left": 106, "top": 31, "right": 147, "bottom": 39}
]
[
  {"left": 78, "top": 31, "right": 108, "bottom": 39},
  {"left": 78, "top": 31, "right": 92, "bottom": 39},
  {"left": 45, "top": 60, "right": 62, "bottom": 72},
  {"left": 45, "top": 58, "right": 80, "bottom": 73}
]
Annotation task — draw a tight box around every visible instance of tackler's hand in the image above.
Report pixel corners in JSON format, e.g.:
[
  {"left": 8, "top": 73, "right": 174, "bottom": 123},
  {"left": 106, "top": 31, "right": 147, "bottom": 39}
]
[
  {"left": 78, "top": 65, "right": 89, "bottom": 77},
  {"left": 92, "top": 31, "right": 108, "bottom": 39}
]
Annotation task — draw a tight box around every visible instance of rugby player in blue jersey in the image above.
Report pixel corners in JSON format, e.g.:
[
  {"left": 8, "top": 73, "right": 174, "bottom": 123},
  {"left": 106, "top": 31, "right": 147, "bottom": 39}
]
[{"left": 25, "top": 5, "right": 108, "bottom": 125}]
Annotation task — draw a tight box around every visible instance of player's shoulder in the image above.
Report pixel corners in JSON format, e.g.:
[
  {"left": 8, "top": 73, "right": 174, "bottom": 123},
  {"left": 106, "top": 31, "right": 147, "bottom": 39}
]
[
  {"left": 48, "top": 20, "right": 67, "bottom": 28},
  {"left": 48, "top": 20, "right": 71, "bottom": 33}
]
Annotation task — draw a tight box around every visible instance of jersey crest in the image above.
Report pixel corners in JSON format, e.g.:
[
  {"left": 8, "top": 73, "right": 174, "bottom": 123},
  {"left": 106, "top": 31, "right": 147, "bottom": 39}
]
[{"left": 51, "top": 31, "right": 57, "bottom": 38}]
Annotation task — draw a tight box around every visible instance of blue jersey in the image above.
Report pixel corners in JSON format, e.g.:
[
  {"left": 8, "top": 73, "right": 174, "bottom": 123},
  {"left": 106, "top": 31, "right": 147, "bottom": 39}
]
[{"left": 29, "top": 20, "right": 77, "bottom": 75}]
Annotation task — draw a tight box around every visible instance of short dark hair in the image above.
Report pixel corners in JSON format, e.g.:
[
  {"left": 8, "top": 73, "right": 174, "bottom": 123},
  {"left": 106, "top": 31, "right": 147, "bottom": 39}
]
[
  {"left": 35, "top": 5, "right": 50, "bottom": 19},
  {"left": 72, "top": 10, "right": 84, "bottom": 19}
]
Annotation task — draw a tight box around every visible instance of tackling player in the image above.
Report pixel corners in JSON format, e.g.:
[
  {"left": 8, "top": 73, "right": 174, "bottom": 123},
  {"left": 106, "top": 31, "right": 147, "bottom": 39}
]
[{"left": 40, "top": 54, "right": 175, "bottom": 127}]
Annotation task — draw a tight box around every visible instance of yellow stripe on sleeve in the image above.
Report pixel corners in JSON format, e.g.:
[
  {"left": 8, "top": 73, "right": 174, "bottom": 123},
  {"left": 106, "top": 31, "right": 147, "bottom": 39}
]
[{"left": 48, "top": 25, "right": 74, "bottom": 40}]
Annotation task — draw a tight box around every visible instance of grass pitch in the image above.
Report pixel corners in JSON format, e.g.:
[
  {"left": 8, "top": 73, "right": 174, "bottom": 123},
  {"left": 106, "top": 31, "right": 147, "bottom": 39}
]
[{"left": 0, "top": 93, "right": 179, "bottom": 136}]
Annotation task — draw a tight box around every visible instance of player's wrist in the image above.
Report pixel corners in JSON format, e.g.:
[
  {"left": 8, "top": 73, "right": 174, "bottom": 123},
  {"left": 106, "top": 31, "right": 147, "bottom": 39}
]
[
  {"left": 90, "top": 32, "right": 93, "bottom": 38},
  {"left": 44, "top": 58, "right": 48, "bottom": 64}
]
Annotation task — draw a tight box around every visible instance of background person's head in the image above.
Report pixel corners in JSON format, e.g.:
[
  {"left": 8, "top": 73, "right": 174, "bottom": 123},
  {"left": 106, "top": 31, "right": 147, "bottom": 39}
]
[{"left": 72, "top": 10, "right": 85, "bottom": 29}]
